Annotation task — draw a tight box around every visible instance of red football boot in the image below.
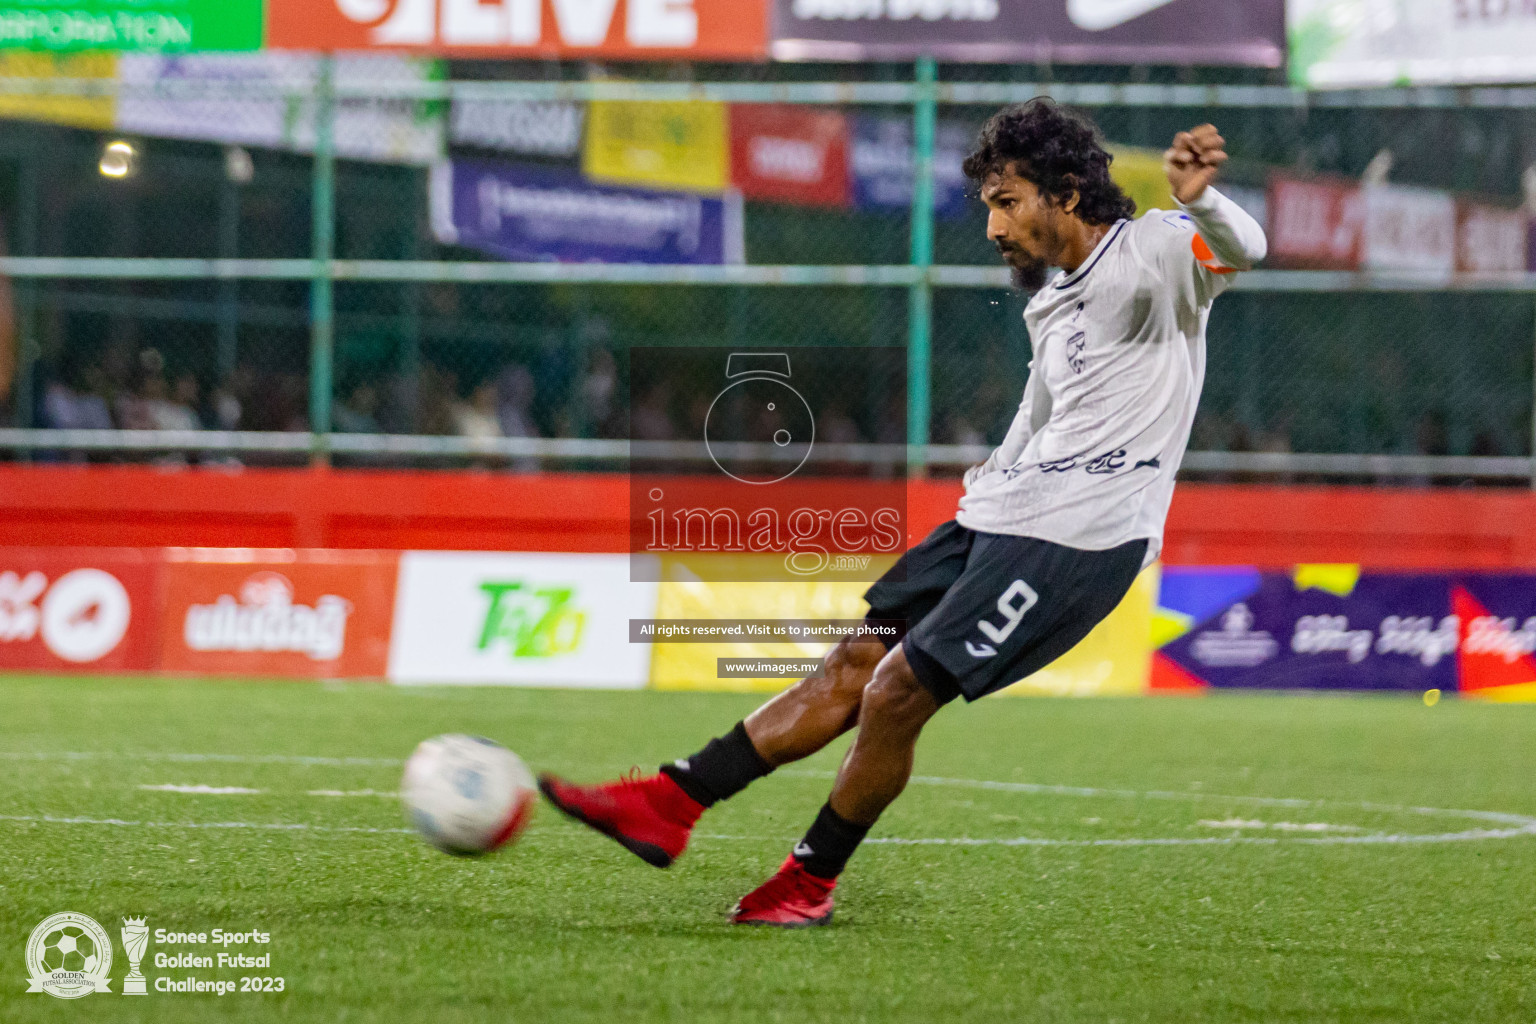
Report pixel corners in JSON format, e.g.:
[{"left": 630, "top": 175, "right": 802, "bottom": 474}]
[
  {"left": 537, "top": 770, "right": 704, "bottom": 868},
  {"left": 730, "top": 854, "right": 837, "bottom": 928}
]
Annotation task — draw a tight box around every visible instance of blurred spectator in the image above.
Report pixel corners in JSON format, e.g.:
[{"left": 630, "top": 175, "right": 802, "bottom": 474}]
[
  {"left": 119, "top": 362, "right": 199, "bottom": 432},
  {"left": 631, "top": 380, "right": 676, "bottom": 441},
  {"left": 416, "top": 365, "right": 458, "bottom": 437},
  {"left": 941, "top": 411, "right": 985, "bottom": 448},
  {"left": 496, "top": 364, "right": 540, "bottom": 440},
  {"left": 42, "top": 360, "right": 112, "bottom": 431},
  {"left": 334, "top": 382, "right": 382, "bottom": 434},
  {"left": 452, "top": 379, "right": 502, "bottom": 440},
  {"left": 203, "top": 382, "right": 242, "bottom": 432},
  {"left": 579, "top": 348, "right": 619, "bottom": 438},
  {"left": 165, "top": 370, "right": 204, "bottom": 430}
]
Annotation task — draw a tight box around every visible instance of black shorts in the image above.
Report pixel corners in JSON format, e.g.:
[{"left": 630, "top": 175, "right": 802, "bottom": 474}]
[{"left": 862, "top": 521, "right": 1147, "bottom": 705}]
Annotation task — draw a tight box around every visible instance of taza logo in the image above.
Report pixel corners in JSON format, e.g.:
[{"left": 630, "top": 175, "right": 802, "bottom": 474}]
[
  {"left": 477, "top": 581, "right": 585, "bottom": 658},
  {"left": 333, "top": 0, "right": 699, "bottom": 48}
]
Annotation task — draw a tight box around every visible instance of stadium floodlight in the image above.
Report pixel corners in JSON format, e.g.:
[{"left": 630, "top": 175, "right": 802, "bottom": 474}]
[{"left": 98, "top": 140, "right": 138, "bottom": 180}]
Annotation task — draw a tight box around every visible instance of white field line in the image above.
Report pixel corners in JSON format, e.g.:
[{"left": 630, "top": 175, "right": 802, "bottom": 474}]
[
  {"left": 0, "top": 813, "right": 412, "bottom": 835},
  {"left": 307, "top": 789, "right": 400, "bottom": 798},
  {"left": 139, "top": 784, "right": 264, "bottom": 795},
  {"left": 7, "top": 754, "right": 1536, "bottom": 848},
  {"left": 0, "top": 751, "right": 402, "bottom": 767}
]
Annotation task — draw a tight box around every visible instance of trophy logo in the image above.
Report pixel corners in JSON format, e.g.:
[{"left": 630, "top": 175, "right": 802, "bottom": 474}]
[{"left": 120, "top": 917, "right": 148, "bottom": 995}]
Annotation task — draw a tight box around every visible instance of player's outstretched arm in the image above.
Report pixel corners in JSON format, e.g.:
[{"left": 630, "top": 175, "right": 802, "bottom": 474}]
[{"left": 1163, "top": 124, "right": 1267, "bottom": 272}]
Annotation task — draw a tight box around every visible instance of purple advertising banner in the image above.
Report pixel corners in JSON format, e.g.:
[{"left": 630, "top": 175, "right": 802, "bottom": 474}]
[
  {"left": 772, "top": 0, "right": 1284, "bottom": 66},
  {"left": 1156, "top": 567, "right": 1536, "bottom": 696},
  {"left": 429, "top": 159, "right": 744, "bottom": 265},
  {"left": 850, "top": 115, "right": 975, "bottom": 219}
]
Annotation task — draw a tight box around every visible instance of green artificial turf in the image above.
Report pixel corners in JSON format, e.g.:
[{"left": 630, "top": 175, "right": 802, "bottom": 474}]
[{"left": 1, "top": 676, "right": 1533, "bottom": 1023}]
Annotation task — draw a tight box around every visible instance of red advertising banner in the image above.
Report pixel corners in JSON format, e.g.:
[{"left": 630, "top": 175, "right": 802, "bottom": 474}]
[
  {"left": 1456, "top": 201, "right": 1529, "bottom": 275},
  {"left": 158, "top": 550, "right": 399, "bottom": 679},
  {"left": 0, "top": 549, "right": 156, "bottom": 672},
  {"left": 728, "top": 104, "right": 850, "bottom": 208},
  {"left": 1265, "top": 174, "right": 1362, "bottom": 270},
  {"left": 266, "top": 0, "right": 769, "bottom": 59}
]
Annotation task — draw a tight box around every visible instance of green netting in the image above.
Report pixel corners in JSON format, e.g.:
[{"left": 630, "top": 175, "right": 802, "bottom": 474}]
[{"left": 0, "top": 66, "right": 1532, "bottom": 478}]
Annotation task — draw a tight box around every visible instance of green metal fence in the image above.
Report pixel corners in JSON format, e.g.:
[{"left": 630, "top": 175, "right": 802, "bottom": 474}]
[{"left": 2, "top": 65, "right": 1535, "bottom": 484}]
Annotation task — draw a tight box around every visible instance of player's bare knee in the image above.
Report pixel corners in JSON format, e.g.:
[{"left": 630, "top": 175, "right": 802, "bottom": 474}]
[
  {"left": 818, "top": 637, "right": 884, "bottom": 702},
  {"left": 861, "top": 656, "right": 937, "bottom": 730}
]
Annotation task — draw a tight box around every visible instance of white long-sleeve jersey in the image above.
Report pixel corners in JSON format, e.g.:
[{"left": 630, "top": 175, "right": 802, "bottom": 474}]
[{"left": 955, "top": 186, "right": 1268, "bottom": 568}]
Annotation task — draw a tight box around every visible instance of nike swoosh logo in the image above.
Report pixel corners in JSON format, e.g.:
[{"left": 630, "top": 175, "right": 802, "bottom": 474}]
[{"left": 1066, "top": 0, "right": 1182, "bottom": 31}]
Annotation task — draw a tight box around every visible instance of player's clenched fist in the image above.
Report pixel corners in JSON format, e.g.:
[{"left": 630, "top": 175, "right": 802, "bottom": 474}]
[{"left": 1164, "top": 124, "right": 1228, "bottom": 205}]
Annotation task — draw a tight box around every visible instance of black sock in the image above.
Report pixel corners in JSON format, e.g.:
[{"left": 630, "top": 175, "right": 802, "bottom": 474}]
[
  {"left": 659, "top": 721, "right": 773, "bottom": 807},
  {"left": 792, "top": 802, "right": 871, "bottom": 880}
]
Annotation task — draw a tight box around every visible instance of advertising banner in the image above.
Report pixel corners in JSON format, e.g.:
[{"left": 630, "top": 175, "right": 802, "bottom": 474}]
[
  {"left": 0, "top": 549, "right": 156, "bottom": 672},
  {"left": 583, "top": 99, "right": 728, "bottom": 194},
  {"left": 158, "top": 550, "right": 399, "bottom": 679},
  {"left": 388, "top": 552, "right": 658, "bottom": 687},
  {"left": 773, "top": 0, "right": 1283, "bottom": 66},
  {"left": 0, "top": 51, "right": 116, "bottom": 130},
  {"left": 1290, "top": 0, "right": 1536, "bottom": 88},
  {"left": 1361, "top": 184, "right": 1457, "bottom": 276},
  {"left": 115, "top": 54, "right": 446, "bottom": 165},
  {"left": 1107, "top": 144, "right": 1172, "bottom": 216},
  {"left": 267, "top": 0, "right": 770, "bottom": 60},
  {"left": 451, "top": 98, "right": 584, "bottom": 159},
  {"left": 1455, "top": 202, "right": 1529, "bottom": 276},
  {"left": 729, "top": 103, "right": 850, "bottom": 208},
  {"left": 430, "top": 158, "right": 744, "bottom": 264},
  {"left": 850, "top": 115, "right": 974, "bottom": 219},
  {"left": 1265, "top": 174, "right": 1362, "bottom": 270},
  {"left": 650, "top": 563, "right": 1155, "bottom": 696},
  {"left": 1154, "top": 565, "right": 1536, "bottom": 699},
  {"left": 0, "top": 0, "right": 260, "bottom": 53},
  {"left": 1003, "top": 566, "right": 1157, "bottom": 697}
]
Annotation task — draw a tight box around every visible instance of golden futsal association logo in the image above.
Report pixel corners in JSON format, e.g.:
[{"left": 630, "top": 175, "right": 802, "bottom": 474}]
[{"left": 24, "top": 912, "right": 114, "bottom": 999}]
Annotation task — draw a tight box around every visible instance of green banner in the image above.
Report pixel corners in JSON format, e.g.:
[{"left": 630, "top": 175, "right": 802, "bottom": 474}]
[{"left": 0, "top": 0, "right": 262, "bottom": 52}]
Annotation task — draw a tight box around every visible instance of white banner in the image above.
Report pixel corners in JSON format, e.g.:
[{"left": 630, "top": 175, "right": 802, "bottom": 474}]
[
  {"left": 450, "top": 99, "right": 584, "bottom": 159},
  {"left": 1290, "top": 0, "right": 1536, "bottom": 87},
  {"left": 1361, "top": 184, "right": 1456, "bottom": 275},
  {"left": 116, "top": 54, "right": 445, "bottom": 165},
  {"left": 388, "top": 552, "right": 657, "bottom": 687}
]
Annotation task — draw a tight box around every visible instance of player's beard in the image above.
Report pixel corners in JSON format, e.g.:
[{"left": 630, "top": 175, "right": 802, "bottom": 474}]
[{"left": 997, "top": 243, "right": 1048, "bottom": 292}]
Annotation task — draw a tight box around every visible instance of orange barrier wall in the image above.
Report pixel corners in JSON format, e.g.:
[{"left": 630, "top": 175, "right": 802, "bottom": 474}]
[{"left": 2, "top": 465, "right": 1535, "bottom": 568}]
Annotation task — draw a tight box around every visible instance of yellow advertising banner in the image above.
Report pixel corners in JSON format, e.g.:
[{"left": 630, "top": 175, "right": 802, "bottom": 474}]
[
  {"left": 583, "top": 98, "right": 729, "bottom": 194},
  {"left": 650, "top": 558, "right": 1157, "bottom": 697},
  {"left": 0, "top": 52, "right": 117, "bottom": 131},
  {"left": 1108, "top": 144, "right": 1173, "bottom": 217},
  {"left": 1000, "top": 565, "right": 1158, "bottom": 697},
  {"left": 650, "top": 556, "right": 873, "bottom": 693}
]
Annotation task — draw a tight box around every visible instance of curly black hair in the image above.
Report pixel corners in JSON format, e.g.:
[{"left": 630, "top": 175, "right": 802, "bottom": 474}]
[{"left": 962, "top": 99, "right": 1136, "bottom": 226}]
